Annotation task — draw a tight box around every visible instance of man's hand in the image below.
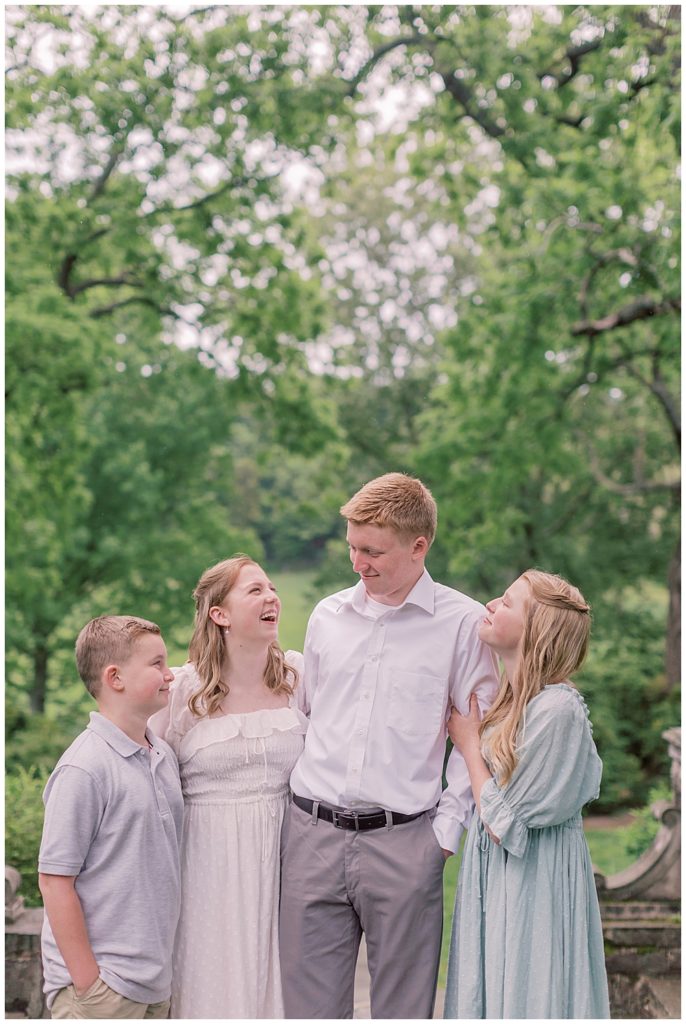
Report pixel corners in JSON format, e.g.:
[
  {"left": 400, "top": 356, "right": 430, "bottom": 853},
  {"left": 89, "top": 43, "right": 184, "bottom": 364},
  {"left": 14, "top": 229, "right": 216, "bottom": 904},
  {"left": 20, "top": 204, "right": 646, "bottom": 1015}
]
[{"left": 442, "top": 848, "right": 452, "bottom": 860}]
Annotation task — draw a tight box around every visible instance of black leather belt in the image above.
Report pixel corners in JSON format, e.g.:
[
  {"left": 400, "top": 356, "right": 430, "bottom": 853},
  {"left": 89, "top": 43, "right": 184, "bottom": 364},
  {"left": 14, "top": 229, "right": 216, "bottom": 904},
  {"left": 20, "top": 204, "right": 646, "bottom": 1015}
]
[{"left": 292, "top": 794, "right": 424, "bottom": 831}]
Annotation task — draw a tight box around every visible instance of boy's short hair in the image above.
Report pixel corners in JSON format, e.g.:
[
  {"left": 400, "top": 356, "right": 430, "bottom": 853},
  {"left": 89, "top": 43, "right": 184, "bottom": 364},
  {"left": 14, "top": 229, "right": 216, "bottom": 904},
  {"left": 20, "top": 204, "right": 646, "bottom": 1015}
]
[
  {"left": 75, "top": 615, "right": 161, "bottom": 697},
  {"left": 340, "top": 472, "right": 437, "bottom": 546}
]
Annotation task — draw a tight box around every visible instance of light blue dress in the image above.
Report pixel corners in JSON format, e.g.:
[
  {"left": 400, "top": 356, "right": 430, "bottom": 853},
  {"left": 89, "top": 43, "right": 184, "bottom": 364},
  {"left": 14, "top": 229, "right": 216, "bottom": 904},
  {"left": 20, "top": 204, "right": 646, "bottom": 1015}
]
[{"left": 444, "top": 683, "right": 610, "bottom": 1019}]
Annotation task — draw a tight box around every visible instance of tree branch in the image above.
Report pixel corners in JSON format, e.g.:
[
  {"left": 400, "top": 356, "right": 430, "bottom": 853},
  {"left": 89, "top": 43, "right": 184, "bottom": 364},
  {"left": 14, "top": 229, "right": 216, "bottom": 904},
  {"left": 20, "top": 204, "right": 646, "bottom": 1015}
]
[
  {"left": 439, "top": 71, "right": 506, "bottom": 138},
  {"left": 571, "top": 296, "right": 680, "bottom": 337},
  {"left": 620, "top": 353, "right": 681, "bottom": 451},
  {"left": 346, "top": 35, "right": 432, "bottom": 94},
  {"left": 176, "top": 172, "right": 277, "bottom": 212},
  {"left": 83, "top": 227, "right": 111, "bottom": 246},
  {"left": 542, "top": 39, "right": 604, "bottom": 87},
  {"left": 90, "top": 147, "right": 122, "bottom": 202},
  {"left": 578, "top": 248, "right": 639, "bottom": 319},
  {"left": 89, "top": 295, "right": 180, "bottom": 319},
  {"left": 585, "top": 447, "right": 679, "bottom": 497},
  {"left": 171, "top": 6, "right": 217, "bottom": 24},
  {"left": 140, "top": 171, "right": 279, "bottom": 220},
  {"left": 555, "top": 114, "right": 585, "bottom": 129},
  {"left": 57, "top": 253, "right": 79, "bottom": 298},
  {"left": 69, "top": 274, "right": 144, "bottom": 298},
  {"left": 57, "top": 246, "right": 134, "bottom": 298},
  {"left": 348, "top": 34, "right": 509, "bottom": 145}
]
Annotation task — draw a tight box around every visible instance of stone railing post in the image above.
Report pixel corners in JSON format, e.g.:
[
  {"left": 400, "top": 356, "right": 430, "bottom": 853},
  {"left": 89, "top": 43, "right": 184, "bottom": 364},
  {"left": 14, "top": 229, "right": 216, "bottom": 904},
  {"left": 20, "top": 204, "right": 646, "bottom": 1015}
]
[
  {"left": 594, "top": 727, "right": 681, "bottom": 1019},
  {"left": 5, "top": 866, "right": 47, "bottom": 1019}
]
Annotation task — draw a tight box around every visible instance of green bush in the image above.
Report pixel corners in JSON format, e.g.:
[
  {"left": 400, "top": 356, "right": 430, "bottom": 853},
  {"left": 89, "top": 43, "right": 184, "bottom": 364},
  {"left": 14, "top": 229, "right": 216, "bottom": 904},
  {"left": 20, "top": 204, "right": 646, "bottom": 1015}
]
[
  {"left": 578, "top": 599, "right": 680, "bottom": 810},
  {"left": 6, "top": 766, "right": 50, "bottom": 907},
  {"left": 623, "top": 782, "right": 672, "bottom": 860},
  {"left": 5, "top": 708, "right": 83, "bottom": 777}
]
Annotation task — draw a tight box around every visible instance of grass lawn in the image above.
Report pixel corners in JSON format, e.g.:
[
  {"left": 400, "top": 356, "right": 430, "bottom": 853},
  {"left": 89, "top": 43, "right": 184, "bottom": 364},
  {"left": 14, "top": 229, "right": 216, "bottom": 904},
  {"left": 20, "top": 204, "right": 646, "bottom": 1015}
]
[
  {"left": 439, "top": 844, "right": 463, "bottom": 988},
  {"left": 584, "top": 824, "right": 638, "bottom": 876},
  {"left": 271, "top": 568, "right": 323, "bottom": 652}
]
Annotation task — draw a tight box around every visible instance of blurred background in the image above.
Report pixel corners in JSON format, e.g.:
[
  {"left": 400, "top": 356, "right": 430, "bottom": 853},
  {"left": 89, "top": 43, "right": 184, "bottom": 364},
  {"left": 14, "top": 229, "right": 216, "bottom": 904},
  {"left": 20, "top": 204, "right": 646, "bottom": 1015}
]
[{"left": 5, "top": 4, "right": 680, "bottom": 921}]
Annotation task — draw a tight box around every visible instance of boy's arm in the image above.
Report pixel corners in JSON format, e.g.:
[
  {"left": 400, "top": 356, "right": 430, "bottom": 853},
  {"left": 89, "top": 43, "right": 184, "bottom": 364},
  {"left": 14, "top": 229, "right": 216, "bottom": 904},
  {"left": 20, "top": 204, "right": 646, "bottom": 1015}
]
[{"left": 38, "top": 874, "right": 99, "bottom": 994}]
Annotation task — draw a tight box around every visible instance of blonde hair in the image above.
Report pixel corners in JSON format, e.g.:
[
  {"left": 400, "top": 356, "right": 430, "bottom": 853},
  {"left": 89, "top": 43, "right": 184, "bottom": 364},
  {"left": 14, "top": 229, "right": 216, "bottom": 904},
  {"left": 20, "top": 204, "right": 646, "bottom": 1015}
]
[
  {"left": 340, "top": 472, "right": 437, "bottom": 545},
  {"left": 75, "top": 615, "right": 161, "bottom": 697},
  {"left": 187, "top": 555, "right": 297, "bottom": 718},
  {"left": 480, "top": 570, "right": 591, "bottom": 785}
]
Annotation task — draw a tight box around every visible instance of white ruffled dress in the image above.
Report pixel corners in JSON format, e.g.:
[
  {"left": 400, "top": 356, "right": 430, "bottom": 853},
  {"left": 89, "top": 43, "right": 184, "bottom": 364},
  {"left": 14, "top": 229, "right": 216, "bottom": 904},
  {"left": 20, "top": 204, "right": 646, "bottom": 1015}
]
[{"left": 149, "top": 656, "right": 306, "bottom": 1020}]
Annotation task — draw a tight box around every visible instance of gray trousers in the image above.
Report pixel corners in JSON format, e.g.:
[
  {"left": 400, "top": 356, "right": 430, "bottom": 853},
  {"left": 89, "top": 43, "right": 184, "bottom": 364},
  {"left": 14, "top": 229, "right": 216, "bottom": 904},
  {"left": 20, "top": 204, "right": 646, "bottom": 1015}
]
[{"left": 279, "top": 799, "right": 445, "bottom": 1019}]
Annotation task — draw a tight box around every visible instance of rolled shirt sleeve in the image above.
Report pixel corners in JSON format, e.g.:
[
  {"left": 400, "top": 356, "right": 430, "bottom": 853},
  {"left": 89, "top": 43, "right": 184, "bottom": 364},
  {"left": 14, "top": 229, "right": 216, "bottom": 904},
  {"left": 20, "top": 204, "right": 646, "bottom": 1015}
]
[{"left": 433, "top": 611, "right": 500, "bottom": 853}]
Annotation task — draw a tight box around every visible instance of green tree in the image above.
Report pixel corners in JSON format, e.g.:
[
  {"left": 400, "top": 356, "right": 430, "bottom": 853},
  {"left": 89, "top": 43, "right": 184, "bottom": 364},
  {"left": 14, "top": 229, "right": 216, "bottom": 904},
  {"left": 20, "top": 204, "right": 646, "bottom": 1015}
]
[
  {"left": 336, "top": 4, "right": 680, "bottom": 681},
  {"left": 6, "top": 5, "right": 679, "bottom": 811},
  {"left": 6, "top": 5, "right": 340, "bottom": 714},
  {"left": 6, "top": 5, "right": 334, "bottom": 362}
]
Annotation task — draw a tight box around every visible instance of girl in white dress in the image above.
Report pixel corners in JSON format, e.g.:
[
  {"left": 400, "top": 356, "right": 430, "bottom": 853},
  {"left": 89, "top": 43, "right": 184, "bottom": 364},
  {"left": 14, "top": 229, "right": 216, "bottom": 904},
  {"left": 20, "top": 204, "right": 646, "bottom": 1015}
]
[{"left": 149, "top": 555, "right": 306, "bottom": 1019}]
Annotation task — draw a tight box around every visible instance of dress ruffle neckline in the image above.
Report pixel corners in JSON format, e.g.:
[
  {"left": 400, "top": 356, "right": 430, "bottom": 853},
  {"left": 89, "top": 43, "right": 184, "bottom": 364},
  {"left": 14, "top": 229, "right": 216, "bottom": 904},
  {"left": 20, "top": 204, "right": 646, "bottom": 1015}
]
[{"left": 178, "top": 705, "right": 308, "bottom": 764}]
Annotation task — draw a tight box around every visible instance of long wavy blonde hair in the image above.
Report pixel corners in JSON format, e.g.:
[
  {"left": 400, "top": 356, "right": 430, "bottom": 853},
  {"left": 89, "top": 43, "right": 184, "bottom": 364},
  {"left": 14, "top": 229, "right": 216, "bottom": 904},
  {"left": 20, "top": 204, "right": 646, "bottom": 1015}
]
[
  {"left": 480, "top": 569, "right": 591, "bottom": 785},
  {"left": 187, "top": 555, "right": 297, "bottom": 718}
]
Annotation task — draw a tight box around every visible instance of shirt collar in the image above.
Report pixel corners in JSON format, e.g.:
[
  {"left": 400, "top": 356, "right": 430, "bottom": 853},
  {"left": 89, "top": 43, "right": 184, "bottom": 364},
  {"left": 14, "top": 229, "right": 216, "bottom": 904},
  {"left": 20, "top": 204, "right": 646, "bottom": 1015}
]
[
  {"left": 88, "top": 711, "right": 153, "bottom": 758},
  {"left": 346, "top": 568, "right": 435, "bottom": 616}
]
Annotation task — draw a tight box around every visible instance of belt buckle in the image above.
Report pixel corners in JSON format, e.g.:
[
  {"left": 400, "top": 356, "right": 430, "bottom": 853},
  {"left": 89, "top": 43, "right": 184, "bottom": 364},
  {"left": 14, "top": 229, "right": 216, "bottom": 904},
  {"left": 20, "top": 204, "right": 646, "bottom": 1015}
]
[{"left": 331, "top": 808, "right": 360, "bottom": 831}]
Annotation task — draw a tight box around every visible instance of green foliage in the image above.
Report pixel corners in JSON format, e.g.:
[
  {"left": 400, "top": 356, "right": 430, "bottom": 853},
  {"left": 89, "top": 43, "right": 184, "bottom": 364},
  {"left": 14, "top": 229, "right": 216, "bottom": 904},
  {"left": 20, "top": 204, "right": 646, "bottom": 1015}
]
[
  {"left": 5, "top": 6, "right": 679, "bottom": 817},
  {"left": 5, "top": 768, "right": 50, "bottom": 908},
  {"left": 578, "top": 591, "right": 680, "bottom": 809},
  {"left": 584, "top": 826, "right": 639, "bottom": 877},
  {"left": 270, "top": 569, "right": 331, "bottom": 651},
  {"left": 392, "top": 3, "right": 680, "bottom": 698},
  {"left": 623, "top": 781, "right": 672, "bottom": 860},
  {"left": 5, "top": 704, "right": 85, "bottom": 778},
  {"left": 584, "top": 780, "right": 673, "bottom": 876},
  {"left": 6, "top": 5, "right": 338, "bottom": 718}
]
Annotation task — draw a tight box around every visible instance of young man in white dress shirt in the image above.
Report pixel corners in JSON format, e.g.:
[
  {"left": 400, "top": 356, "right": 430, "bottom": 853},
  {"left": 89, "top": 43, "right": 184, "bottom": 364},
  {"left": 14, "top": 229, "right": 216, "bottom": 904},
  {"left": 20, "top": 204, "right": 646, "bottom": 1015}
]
[{"left": 280, "top": 473, "right": 499, "bottom": 1019}]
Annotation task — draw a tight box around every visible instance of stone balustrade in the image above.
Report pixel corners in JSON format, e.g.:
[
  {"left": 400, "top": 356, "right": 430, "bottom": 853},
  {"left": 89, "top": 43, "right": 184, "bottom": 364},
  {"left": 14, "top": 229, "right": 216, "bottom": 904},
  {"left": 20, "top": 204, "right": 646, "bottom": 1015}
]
[
  {"left": 5, "top": 866, "right": 47, "bottom": 1019},
  {"left": 594, "top": 727, "right": 681, "bottom": 1019}
]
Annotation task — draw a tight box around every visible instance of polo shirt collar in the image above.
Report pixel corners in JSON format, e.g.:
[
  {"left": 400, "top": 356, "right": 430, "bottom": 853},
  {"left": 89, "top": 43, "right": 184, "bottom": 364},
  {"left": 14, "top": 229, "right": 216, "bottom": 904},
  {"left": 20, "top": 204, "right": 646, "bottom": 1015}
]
[
  {"left": 87, "top": 711, "right": 149, "bottom": 758},
  {"left": 347, "top": 568, "right": 435, "bottom": 615}
]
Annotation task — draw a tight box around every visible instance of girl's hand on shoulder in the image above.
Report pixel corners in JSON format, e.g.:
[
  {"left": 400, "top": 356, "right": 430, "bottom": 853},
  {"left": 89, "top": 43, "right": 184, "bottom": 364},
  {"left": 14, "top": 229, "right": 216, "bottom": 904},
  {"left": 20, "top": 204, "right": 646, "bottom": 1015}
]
[{"left": 448, "top": 692, "right": 482, "bottom": 754}]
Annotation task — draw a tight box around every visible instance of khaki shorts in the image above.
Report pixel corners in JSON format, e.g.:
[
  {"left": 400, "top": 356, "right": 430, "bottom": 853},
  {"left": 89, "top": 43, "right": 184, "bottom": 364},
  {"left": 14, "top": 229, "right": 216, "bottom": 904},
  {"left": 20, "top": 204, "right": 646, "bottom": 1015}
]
[{"left": 51, "top": 977, "right": 170, "bottom": 1019}]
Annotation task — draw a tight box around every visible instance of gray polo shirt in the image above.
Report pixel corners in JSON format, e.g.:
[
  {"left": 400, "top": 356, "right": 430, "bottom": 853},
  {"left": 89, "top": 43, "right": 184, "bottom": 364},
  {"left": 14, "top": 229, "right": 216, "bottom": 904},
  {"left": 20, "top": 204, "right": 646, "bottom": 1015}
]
[{"left": 39, "top": 712, "right": 183, "bottom": 1008}]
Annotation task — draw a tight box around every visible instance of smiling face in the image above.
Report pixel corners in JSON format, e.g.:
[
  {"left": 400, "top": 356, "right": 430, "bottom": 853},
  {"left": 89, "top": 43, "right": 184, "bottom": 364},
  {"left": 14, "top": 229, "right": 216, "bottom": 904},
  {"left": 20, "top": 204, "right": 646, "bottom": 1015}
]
[
  {"left": 346, "top": 521, "right": 428, "bottom": 607},
  {"left": 115, "top": 633, "right": 174, "bottom": 717},
  {"left": 478, "top": 575, "right": 531, "bottom": 657},
  {"left": 210, "top": 563, "right": 280, "bottom": 645}
]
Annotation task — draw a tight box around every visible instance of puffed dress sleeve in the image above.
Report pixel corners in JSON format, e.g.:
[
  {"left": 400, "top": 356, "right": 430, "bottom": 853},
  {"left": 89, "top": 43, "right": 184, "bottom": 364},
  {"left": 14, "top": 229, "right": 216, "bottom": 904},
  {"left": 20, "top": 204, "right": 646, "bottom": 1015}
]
[
  {"left": 148, "top": 663, "right": 202, "bottom": 757},
  {"left": 479, "top": 685, "right": 602, "bottom": 857}
]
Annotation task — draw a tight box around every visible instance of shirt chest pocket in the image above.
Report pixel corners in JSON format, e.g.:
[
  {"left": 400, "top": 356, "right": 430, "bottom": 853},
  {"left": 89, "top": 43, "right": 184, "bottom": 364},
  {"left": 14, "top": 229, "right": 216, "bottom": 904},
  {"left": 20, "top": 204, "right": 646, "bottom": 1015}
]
[{"left": 388, "top": 669, "right": 446, "bottom": 737}]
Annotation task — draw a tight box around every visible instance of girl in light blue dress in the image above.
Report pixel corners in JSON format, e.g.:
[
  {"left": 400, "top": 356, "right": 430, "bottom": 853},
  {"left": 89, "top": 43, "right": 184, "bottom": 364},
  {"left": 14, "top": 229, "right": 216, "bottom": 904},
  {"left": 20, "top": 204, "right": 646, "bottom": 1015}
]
[{"left": 444, "top": 569, "right": 610, "bottom": 1019}]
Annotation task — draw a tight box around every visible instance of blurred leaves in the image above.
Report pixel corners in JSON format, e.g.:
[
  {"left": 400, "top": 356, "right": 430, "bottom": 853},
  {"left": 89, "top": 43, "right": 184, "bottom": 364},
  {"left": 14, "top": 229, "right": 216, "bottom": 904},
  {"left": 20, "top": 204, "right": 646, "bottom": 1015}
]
[{"left": 5, "top": 5, "right": 680, "bottom": 811}]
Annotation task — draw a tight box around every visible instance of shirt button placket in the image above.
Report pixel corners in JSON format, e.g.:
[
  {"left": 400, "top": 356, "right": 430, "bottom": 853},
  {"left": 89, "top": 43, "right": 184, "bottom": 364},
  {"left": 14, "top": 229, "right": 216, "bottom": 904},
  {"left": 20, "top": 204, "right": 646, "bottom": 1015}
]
[{"left": 344, "top": 620, "right": 386, "bottom": 800}]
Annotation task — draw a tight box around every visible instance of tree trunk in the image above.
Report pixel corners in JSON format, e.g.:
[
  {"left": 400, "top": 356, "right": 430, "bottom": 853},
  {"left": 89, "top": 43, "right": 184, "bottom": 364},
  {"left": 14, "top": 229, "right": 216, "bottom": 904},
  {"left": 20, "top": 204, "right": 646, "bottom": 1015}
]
[
  {"left": 30, "top": 644, "right": 49, "bottom": 714},
  {"left": 666, "top": 537, "right": 680, "bottom": 688}
]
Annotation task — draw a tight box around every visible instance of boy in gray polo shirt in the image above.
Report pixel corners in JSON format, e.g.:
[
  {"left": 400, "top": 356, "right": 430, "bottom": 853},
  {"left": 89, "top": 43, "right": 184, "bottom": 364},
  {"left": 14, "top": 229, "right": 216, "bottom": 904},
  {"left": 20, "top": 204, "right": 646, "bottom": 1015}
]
[{"left": 38, "top": 615, "right": 184, "bottom": 1019}]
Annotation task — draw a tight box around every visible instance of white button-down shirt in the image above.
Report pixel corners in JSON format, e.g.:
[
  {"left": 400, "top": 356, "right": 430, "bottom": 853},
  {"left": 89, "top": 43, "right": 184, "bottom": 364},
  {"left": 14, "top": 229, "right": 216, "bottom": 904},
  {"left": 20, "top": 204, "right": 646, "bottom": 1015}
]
[{"left": 290, "top": 569, "right": 499, "bottom": 852}]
